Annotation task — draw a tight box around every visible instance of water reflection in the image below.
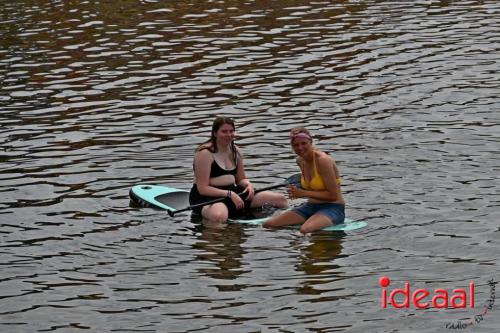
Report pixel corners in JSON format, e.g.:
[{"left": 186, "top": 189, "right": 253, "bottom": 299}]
[
  {"left": 193, "top": 222, "right": 249, "bottom": 282},
  {"left": 190, "top": 215, "right": 347, "bottom": 301},
  {"left": 294, "top": 235, "right": 344, "bottom": 298},
  {"left": 296, "top": 236, "right": 343, "bottom": 275}
]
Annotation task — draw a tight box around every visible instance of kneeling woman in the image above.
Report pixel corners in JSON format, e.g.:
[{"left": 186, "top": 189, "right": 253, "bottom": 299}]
[
  {"left": 264, "top": 127, "right": 345, "bottom": 234},
  {"left": 190, "top": 116, "right": 288, "bottom": 223}
]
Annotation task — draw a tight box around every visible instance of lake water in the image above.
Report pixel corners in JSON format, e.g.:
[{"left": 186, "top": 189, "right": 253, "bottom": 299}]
[{"left": 1, "top": 1, "right": 499, "bottom": 332}]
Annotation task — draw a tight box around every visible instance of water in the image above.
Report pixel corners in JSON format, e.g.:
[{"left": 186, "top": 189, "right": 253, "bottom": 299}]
[{"left": 1, "top": 1, "right": 499, "bottom": 332}]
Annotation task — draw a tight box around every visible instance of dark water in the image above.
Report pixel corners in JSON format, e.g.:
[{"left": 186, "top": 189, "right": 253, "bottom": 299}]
[{"left": 1, "top": 1, "right": 499, "bottom": 332}]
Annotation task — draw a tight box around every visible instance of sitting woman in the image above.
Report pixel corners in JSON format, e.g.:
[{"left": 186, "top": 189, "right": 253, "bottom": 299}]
[
  {"left": 190, "top": 116, "right": 288, "bottom": 223},
  {"left": 264, "top": 126, "right": 345, "bottom": 234}
]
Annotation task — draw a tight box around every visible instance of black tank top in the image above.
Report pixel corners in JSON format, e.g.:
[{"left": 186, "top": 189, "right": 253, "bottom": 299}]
[{"left": 210, "top": 160, "right": 237, "bottom": 178}]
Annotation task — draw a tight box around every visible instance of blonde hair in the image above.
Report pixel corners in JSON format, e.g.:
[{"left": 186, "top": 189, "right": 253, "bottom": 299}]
[{"left": 289, "top": 127, "right": 313, "bottom": 142}]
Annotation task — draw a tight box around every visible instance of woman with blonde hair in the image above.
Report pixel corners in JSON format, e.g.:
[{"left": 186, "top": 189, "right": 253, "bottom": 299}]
[{"left": 264, "top": 127, "right": 345, "bottom": 234}]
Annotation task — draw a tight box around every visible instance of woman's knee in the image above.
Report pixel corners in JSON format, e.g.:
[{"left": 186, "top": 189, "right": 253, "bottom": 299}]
[
  {"left": 203, "top": 205, "right": 229, "bottom": 223},
  {"left": 299, "top": 224, "right": 314, "bottom": 234},
  {"left": 274, "top": 194, "right": 288, "bottom": 208},
  {"left": 299, "top": 216, "right": 332, "bottom": 234},
  {"left": 262, "top": 215, "right": 275, "bottom": 228},
  {"left": 253, "top": 192, "right": 288, "bottom": 209}
]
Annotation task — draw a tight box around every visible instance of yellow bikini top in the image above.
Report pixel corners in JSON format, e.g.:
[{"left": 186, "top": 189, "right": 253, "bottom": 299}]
[{"left": 300, "top": 153, "right": 341, "bottom": 190}]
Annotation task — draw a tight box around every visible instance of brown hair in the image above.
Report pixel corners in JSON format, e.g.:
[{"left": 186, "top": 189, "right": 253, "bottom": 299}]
[{"left": 197, "top": 116, "right": 239, "bottom": 163}]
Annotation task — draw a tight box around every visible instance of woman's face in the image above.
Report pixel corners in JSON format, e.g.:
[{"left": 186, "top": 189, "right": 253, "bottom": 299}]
[
  {"left": 291, "top": 137, "right": 312, "bottom": 157},
  {"left": 214, "top": 123, "right": 235, "bottom": 146}
]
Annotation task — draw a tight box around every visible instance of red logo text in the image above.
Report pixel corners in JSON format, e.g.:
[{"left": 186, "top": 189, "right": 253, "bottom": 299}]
[{"left": 380, "top": 276, "right": 475, "bottom": 309}]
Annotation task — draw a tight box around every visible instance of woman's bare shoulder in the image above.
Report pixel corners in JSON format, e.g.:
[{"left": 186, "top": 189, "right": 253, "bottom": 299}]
[
  {"left": 315, "top": 150, "right": 332, "bottom": 161},
  {"left": 195, "top": 147, "right": 213, "bottom": 160},
  {"left": 316, "top": 150, "right": 338, "bottom": 170}
]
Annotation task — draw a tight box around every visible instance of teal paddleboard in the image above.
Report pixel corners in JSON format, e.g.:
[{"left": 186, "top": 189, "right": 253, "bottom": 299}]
[
  {"left": 229, "top": 216, "right": 366, "bottom": 231},
  {"left": 130, "top": 184, "right": 367, "bottom": 231}
]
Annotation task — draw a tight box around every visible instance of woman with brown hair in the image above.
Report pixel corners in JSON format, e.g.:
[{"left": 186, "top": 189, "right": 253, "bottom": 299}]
[{"left": 189, "top": 116, "right": 288, "bottom": 223}]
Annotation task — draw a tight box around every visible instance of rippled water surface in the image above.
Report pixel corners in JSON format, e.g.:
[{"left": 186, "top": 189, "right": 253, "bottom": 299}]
[{"left": 1, "top": 1, "right": 499, "bottom": 332}]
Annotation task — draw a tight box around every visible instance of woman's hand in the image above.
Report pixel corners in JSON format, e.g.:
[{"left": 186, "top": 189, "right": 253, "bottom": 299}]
[
  {"left": 243, "top": 182, "right": 254, "bottom": 201},
  {"left": 238, "top": 179, "right": 254, "bottom": 201},
  {"left": 228, "top": 191, "right": 244, "bottom": 210},
  {"left": 287, "top": 185, "right": 305, "bottom": 199}
]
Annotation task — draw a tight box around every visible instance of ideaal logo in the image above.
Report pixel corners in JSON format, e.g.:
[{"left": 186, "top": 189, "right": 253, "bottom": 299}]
[
  {"left": 379, "top": 276, "right": 496, "bottom": 329},
  {"left": 379, "top": 276, "right": 475, "bottom": 309}
]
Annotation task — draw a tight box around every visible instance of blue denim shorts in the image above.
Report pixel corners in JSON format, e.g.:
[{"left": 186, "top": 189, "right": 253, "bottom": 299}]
[{"left": 291, "top": 202, "right": 345, "bottom": 224}]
